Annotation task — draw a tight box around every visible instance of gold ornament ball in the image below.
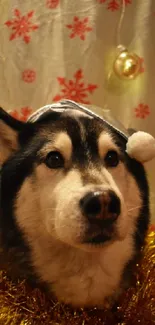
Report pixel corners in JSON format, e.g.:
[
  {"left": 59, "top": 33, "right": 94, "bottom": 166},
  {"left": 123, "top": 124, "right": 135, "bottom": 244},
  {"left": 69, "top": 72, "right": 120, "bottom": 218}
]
[{"left": 113, "top": 50, "right": 141, "bottom": 80}]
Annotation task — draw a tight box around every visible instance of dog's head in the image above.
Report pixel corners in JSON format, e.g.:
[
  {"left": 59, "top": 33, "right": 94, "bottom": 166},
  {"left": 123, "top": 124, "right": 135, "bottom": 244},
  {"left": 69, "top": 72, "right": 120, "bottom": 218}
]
[{"left": 0, "top": 104, "right": 149, "bottom": 255}]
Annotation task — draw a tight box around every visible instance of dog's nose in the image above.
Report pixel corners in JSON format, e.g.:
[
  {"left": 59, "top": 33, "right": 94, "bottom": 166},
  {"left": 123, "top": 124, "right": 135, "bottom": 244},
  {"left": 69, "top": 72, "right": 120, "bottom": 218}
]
[{"left": 80, "top": 190, "right": 120, "bottom": 223}]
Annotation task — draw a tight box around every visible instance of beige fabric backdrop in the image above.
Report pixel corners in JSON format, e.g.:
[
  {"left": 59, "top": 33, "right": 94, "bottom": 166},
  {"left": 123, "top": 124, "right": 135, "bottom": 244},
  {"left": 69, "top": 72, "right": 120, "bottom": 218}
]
[{"left": 0, "top": 0, "right": 155, "bottom": 222}]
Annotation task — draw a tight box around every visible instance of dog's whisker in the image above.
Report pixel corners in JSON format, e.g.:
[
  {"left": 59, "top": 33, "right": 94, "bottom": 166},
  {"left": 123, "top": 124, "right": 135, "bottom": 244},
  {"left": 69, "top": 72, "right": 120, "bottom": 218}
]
[
  {"left": 127, "top": 202, "right": 155, "bottom": 213},
  {"left": 127, "top": 205, "right": 142, "bottom": 212}
]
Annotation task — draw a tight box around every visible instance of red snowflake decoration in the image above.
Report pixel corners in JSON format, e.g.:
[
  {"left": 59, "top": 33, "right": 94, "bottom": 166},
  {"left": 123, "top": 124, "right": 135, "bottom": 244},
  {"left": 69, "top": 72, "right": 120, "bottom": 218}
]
[
  {"left": 53, "top": 69, "right": 98, "bottom": 104},
  {"left": 5, "top": 9, "right": 38, "bottom": 43},
  {"left": 66, "top": 17, "right": 92, "bottom": 40},
  {"left": 22, "top": 69, "right": 36, "bottom": 83},
  {"left": 10, "top": 107, "right": 32, "bottom": 122},
  {"left": 97, "top": 0, "right": 132, "bottom": 11},
  {"left": 135, "top": 103, "right": 150, "bottom": 119},
  {"left": 107, "top": 0, "right": 119, "bottom": 10},
  {"left": 46, "top": 0, "right": 59, "bottom": 9}
]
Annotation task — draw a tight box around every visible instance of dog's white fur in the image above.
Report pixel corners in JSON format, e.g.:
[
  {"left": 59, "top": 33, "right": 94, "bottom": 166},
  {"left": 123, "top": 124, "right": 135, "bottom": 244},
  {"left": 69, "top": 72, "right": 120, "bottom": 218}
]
[{"left": 14, "top": 130, "right": 142, "bottom": 307}]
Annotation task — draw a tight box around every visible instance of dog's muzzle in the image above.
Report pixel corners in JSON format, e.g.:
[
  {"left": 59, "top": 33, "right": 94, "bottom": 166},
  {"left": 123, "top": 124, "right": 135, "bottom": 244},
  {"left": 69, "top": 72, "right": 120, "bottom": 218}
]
[{"left": 80, "top": 190, "right": 120, "bottom": 245}]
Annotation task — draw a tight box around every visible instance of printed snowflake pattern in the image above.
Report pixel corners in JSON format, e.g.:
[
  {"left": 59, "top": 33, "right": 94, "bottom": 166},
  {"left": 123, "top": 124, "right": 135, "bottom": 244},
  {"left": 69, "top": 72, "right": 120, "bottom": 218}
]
[
  {"left": 46, "top": 0, "right": 59, "bottom": 9},
  {"left": 10, "top": 107, "right": 32, "bottom": 121},
  {"left": 97, "top": 0, "right": 132, "bottom": 11},
  {"left": 53, "top": 69, "right": 98, "bottom": 104},
  {"left": 135, "top": 103, "right": 150, "bottom": 119},
  {"left": 22, "top": 69, "right": 36, "bottom": 83},
  {"left": 5, "top": 9, "right": 38, "bottom": 43},
  {"left": 66, "top": 17, "right": 92, "bottom": 40}
]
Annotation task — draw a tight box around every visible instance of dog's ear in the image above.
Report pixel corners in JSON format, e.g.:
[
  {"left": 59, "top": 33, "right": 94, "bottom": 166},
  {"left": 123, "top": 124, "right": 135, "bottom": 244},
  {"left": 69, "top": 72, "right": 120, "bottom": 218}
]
[{"left": 0, "top": 108, "right": 26, "bottom": 164}]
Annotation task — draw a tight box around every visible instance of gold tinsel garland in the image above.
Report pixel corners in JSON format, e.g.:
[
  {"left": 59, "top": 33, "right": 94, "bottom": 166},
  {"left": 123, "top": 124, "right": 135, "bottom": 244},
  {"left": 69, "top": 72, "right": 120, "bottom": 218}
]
[{"left": 0, "top": 229, "right": 155, "bottom": 325}]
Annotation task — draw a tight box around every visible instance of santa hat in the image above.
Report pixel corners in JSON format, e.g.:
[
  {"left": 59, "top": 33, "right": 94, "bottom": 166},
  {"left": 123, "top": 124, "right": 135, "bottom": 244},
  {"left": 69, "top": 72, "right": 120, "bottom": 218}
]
[{"left": 28, "top": 99, "right": 155, "bottom": 164}]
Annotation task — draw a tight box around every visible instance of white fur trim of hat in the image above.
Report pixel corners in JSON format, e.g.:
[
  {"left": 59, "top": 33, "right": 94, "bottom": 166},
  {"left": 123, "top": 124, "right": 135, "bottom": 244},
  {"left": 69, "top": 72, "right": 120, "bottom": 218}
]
[{"left": 126, "top": 131, "right": 155, "bottom": 163}]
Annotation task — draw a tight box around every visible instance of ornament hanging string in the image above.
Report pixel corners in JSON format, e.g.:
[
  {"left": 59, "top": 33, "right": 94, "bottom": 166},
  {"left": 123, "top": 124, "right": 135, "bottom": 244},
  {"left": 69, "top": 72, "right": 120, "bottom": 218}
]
[
  {"left": 103, "top": 0, "right": 126, "bottom": 108},
  {"left": 115, "top": 0, "right": 126, "bottom": 47}
]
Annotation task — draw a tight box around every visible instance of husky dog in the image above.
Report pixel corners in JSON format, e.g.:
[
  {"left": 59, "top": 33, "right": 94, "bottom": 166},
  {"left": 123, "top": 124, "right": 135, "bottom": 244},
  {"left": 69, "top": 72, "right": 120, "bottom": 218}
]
[{"left": 0, "top": 101, "right": 150, "bottom": 307}]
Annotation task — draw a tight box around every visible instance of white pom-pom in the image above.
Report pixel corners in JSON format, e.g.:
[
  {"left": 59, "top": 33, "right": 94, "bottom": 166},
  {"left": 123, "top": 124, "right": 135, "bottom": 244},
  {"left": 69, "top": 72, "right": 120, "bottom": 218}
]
[{"left": 126, "top": 131, "right": 155, "bottom": 163}]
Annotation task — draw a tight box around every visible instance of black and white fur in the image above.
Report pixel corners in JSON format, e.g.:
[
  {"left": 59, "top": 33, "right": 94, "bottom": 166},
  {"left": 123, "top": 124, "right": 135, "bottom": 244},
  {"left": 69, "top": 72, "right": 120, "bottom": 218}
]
[{"left": 0, "top": 105, "right": 150, "bottom": 307}]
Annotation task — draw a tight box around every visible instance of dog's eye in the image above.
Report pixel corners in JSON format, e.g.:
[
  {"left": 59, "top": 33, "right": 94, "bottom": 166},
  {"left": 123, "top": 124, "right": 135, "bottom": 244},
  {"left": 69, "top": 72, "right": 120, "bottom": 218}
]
[
  {"left": 104, "top": 150, "right": 119, "bottom": 167},
  {"left": 45, "top": 151, "right": 64, "bottom": 169}
]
